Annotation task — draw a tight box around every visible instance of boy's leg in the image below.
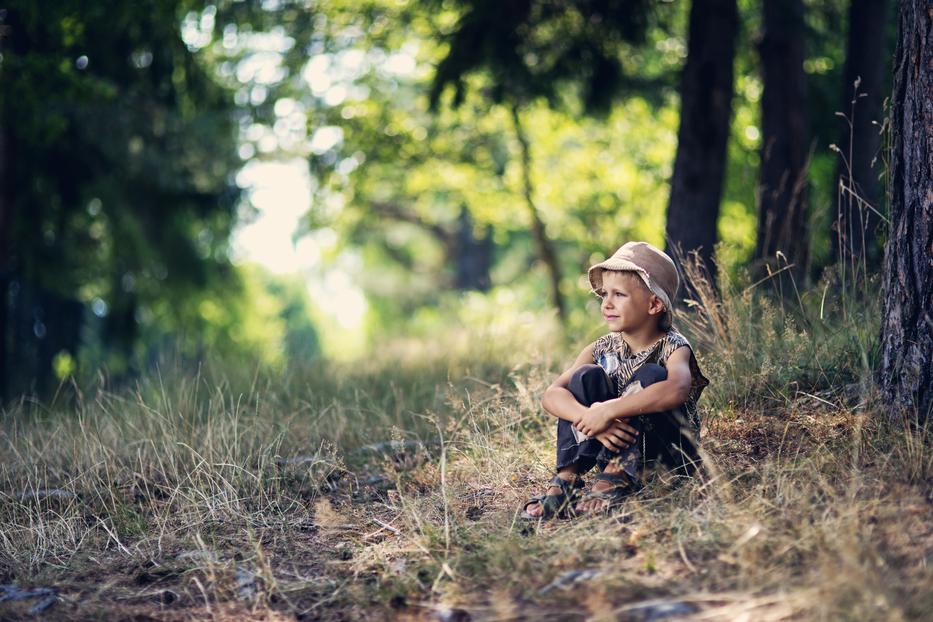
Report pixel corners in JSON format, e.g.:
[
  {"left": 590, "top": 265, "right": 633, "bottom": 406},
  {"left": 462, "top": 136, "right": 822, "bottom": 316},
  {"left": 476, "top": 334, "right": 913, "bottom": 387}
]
[
  {"left": 643, "top": 406, "right": 702, "bottom": 477},
  {"left": 556, "top": 364, "right": 617, "bottom": 473},
  {"left": 525, "top": 364, "right": 616, "bottom": 518},
  {"left": 577, "top": 364, "right": 666, "bottom": 513}
]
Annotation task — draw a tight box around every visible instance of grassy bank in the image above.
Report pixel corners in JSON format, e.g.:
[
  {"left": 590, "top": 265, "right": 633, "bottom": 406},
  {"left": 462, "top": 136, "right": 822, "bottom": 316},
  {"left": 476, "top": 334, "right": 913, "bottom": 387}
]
[{"left": 1, "top": 272, "right": 931, "bottom": 621}]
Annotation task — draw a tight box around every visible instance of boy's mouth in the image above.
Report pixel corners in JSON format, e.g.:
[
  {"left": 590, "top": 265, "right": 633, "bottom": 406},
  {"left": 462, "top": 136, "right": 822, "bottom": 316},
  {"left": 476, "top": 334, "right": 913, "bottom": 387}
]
[{"left": 604, "top": 314, "right": 619, "bottom": 321}]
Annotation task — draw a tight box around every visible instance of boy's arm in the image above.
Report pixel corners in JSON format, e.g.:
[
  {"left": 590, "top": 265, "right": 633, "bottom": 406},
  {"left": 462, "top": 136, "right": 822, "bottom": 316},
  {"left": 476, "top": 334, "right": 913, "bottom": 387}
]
[
  {"left": 574, "top": 347, "right": 694, "bottom": 435},
  {"left": 539, "top": 342, "right": 597, "bottom": 424}
]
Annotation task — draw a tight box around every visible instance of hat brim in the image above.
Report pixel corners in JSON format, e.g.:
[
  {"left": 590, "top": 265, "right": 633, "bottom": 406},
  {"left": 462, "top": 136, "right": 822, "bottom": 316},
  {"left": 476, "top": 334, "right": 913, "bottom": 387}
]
[{"left": 588, "top": 259, "right": 648, "bottom": 291}]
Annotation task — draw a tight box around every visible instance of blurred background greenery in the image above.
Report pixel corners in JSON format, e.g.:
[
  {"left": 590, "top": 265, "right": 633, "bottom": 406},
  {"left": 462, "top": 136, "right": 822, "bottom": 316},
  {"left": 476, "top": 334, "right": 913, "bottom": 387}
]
[{"left": 0, "top": 0, "right": 895, "bottom": 404}]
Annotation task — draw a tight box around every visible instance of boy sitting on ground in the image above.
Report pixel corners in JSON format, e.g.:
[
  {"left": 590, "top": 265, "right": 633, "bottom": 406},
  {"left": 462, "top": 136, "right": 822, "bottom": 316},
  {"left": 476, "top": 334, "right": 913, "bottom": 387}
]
[{"left": 522, "top": 241, "right": 709, "bottom": 518}]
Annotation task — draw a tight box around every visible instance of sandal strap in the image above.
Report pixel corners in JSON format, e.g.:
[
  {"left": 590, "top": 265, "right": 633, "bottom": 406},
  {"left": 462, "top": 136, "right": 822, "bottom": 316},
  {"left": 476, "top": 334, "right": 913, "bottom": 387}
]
[
  {"left": 577, "top": 483, "right": 634, "bottom": 510},
  {"left": 549, "top": 475, "right": 583, "bottom": 494},
  {"left": 576, "top": 471, "right": 642, "bottom": 514},
  {"left": 594, "top": 471, "right": 638, "bottom": 487},
  {"left": 580, "top": 488, "right": 625, "bottom": 501}
]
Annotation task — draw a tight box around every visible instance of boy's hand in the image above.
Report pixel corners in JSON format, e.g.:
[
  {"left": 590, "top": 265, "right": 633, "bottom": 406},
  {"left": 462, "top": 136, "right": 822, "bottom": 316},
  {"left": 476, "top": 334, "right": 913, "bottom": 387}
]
[
  {"left": 574, "top": 403, "right": 613, "bottom": 436},
  {"left": 595, "top": 420, "right": 639, "bottom": 451}
]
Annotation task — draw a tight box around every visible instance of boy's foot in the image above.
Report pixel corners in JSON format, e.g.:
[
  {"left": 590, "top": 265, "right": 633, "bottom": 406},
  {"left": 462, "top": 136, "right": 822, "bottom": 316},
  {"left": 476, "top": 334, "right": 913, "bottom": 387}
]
[
  {"left": 521, "top": 473, "right": 582, "bottom": 519},
  {"left": 575, "top": 464, "right": 641, "bottom": 514}
]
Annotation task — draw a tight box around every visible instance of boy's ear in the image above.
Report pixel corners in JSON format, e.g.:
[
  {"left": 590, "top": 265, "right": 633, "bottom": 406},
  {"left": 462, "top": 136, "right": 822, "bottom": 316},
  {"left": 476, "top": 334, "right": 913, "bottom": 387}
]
[{"left": 648, "top": 294, "right": 665, "bottom": 316}]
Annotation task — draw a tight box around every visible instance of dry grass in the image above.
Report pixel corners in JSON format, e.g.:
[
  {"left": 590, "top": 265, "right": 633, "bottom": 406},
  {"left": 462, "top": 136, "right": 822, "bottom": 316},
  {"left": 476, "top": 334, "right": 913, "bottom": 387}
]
[{"left": 1, "top": 275, "right": 931, "bottom": 621}]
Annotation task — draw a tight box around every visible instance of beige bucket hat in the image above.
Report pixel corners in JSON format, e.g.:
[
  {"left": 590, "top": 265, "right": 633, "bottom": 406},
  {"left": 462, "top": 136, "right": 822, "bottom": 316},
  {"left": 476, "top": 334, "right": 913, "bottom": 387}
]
[{"left": 587, "top": 241, "right": 680, "bottom": 330}]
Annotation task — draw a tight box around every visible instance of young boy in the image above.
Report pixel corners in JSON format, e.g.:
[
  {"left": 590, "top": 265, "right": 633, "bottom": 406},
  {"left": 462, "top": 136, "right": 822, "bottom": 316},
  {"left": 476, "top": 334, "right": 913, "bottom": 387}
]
[{"left": 522, "top": 241, "right": 709, "bottom": 518}]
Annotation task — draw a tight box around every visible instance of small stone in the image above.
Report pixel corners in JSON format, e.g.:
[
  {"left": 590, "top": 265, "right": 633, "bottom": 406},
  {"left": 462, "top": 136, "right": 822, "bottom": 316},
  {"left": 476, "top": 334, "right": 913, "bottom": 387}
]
[
  {"left": 538, "top": 569, "right": 602, "bottom": 594},
  {"left": 0, "top": 584, "right": 58, "bottom": 614},
  {"left": 628, "top": 600, "right": 698, "bottom": 621},
  {"left": 434, "top": 606, "right": 471, "bottom": 622},
  {"left": 235, "top": 567, "right": 257, "bottom": 600},
  {"left": 176, "top": 550, "right": 220, "bottom": 563}
]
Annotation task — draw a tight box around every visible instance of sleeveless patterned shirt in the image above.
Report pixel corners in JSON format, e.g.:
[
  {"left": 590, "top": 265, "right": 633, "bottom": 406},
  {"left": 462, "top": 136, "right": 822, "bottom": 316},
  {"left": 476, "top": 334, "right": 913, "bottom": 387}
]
[{"left": 592, "top": 328, "right": 710, "bottom": 434}]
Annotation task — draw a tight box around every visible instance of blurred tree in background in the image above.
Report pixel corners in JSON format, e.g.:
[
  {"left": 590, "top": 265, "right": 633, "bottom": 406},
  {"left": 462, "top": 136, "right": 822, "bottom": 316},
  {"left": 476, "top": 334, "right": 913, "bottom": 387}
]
[
  {"left": 665, "top": 0, "right": 738, "bottom": 278},
  {"left": 0, "top": 1, "right": 320, "bottom": 402},
  {"left": 832, "top": 0, "right": 892, "bottom": 272},
  {"left": 753, "top": 0, "right": 809, "bottom": 281}
]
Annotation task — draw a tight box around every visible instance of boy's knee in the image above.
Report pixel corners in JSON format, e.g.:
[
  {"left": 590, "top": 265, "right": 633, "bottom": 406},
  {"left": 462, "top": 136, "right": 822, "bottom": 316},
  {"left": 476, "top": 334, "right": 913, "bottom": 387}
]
[
  {"left": 631, "top": 363, "right": 667, "bottom": 387},
  {"left": 572, "top": 363, "right": 605, "bottom": 382},
  {"left": 569, "top": 364, "right": 615, "bottom": 405}
]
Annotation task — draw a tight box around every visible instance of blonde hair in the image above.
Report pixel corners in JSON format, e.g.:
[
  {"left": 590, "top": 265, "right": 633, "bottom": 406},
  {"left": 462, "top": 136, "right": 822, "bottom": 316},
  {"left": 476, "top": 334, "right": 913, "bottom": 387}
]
[{"left": 592, "top": 269, "right": 652, "bottom": 296}]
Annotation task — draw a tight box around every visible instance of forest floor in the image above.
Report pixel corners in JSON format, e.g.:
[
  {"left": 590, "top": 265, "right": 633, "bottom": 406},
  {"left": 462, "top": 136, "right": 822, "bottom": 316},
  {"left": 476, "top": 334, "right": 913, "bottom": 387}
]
[{"left": 1, "top": 317, "right": 932, "bottom": 620}]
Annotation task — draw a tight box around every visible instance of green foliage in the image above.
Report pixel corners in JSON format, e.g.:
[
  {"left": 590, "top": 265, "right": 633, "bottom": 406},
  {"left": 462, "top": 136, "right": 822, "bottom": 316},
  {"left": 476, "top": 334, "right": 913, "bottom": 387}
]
[
  {"left": 288, "top": 2, "right": 691, "bottom": 337},
  {"left": 1, "top": 0, "right": 247, "bottom": 394},
  {"left": 0, "top": 0, "right": 894, "bottom": 403},
  {"left": 425, "top": 0, "right": 666, "bottom": 113},
  {"left": 285, "top": 0, "right": 871, "bottom": 342}
]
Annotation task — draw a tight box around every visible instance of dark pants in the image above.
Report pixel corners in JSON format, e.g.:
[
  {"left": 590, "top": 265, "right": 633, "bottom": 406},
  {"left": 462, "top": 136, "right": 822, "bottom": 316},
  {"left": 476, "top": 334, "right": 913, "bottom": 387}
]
[{"left": 555, "top": 363, "right": 701, "bottom": 482}]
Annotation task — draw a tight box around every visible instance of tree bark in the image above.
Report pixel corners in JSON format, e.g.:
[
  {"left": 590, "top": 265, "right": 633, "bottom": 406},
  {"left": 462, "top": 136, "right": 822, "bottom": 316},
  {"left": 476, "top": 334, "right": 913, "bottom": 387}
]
[
  {"left": 754, "top": 0, "right": 810, "bottom": 283},
  {"left": 878, "top": 0, "right": 933, "bottom": 419},
  {"left": 511, "top": 104, "right": 566, "bottom": 322},
  {"left": 0, "top": 20, "right": 8, "bottom": 403},
  {"left": 832, "top": 0, "right": 891, "bottom": 270},
  {"left": 0, "top": 125, "right": 8, "bottom": 404},
  {"left": 665, "top": 0, "right": 739, "bottom": 276}
]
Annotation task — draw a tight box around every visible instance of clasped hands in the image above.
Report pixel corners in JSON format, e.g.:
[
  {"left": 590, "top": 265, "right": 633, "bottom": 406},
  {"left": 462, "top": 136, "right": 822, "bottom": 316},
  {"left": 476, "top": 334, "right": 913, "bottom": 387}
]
[{"left": 573, "top": 402, "right": 639, "bottom": 451}]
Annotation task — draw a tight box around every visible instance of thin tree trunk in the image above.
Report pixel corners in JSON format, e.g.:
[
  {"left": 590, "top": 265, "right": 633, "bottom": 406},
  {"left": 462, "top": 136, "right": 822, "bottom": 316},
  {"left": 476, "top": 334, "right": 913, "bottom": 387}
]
[
  {"left": 511, "top": 104, "right": 565, "bottom": 322},
  {"left": 878, "top": 0, "right": 933, "bottom": 419},
  {"left": 453, "top": 205, "right": 492, "bottom": 291},
  {"left": 832, "top": 0, "right": 891, "bottom": 271},
  {"left": 665, "top": 0, "right": 739, "bottom": 276},
  {"left": 754, "top": 0, "right": 810, "bottom": 283}
]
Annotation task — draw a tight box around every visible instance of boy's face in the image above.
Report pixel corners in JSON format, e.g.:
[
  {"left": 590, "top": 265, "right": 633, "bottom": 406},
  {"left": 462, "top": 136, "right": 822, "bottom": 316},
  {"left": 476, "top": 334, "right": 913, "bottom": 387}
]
[{"left": 597, "top": 271, "right": 663, "bottom": 333}]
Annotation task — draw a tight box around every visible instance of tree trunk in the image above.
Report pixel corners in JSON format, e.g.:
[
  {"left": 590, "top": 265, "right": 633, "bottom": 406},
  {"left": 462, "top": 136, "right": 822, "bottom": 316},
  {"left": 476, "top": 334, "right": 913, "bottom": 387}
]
[
  {"left": 665, "top": 0, "right": 739, "bottom": 276},
  {"left": 453, "top": 205, "right": 492, "bottom": 291},
  {"left": 511, "top": 104, "right": 566, "bottom": 322},
  {"left": 0, "top": 125, "right": 8, "bottom": 404},
  {"left": 754, "top": 0, "right": 810, "bottom": 283},
  {"left": 0, "top": 26, "right": 8, "bottom": 402},
  {"left": 878, "top": 0, "right": 933, "bottom": 419},
  {"left": 832, "top": 0, "right": 891, "bottom": 271}
]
